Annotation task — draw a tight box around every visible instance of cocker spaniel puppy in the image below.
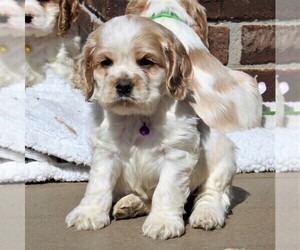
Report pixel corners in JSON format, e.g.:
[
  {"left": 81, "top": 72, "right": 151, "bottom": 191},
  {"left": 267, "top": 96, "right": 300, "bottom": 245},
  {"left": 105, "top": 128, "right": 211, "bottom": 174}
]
[
  {"left": 25, "top": 0, "right": 80, "bottom": 87},
  {"left": 0, "top": 0, "right": 24, "bottom": 87},
  {"left": 66, "top": 15, "right": 236, "bottom": 240},
  {"left": 126, "top": 0, "right": 263, "bottom": 132}
]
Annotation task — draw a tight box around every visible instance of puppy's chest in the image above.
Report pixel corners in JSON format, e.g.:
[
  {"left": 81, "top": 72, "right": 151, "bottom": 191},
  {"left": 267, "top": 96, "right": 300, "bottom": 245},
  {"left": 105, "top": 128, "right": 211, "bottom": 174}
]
[
  {"left": 116, "top": 125, "right": 167, "bottom": 191},
  {"left": 114, "top": 115, "right": 199, "bottom": 171},
  {"left": 118, "top": 122, "right": 164, "bottom": 161},
  {"left": 110, "top": 117, "right": 165, "bottom": 166}
]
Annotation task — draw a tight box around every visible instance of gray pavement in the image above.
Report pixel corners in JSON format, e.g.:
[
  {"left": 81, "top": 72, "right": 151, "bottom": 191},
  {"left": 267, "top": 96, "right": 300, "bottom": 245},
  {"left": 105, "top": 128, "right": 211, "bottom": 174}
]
[
  {"left": 23, "top": 173, "right": 285, "bottom": 250},
  {"left": 1, "top": 173, "right": 298, "bottom": 249}
]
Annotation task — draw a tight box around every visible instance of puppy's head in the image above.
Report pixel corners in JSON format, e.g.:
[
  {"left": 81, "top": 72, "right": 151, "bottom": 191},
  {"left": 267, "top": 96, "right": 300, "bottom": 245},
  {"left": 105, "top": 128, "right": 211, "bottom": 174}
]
[
  {"left": 126, "top": 0, "right": 209, "bottom": 48},
  {"left": 0, "top": 0, "right": 25, "bottom": 37},
  {"left": 25, "top": 0, "right": 79, "bottom": 37},
  {"left": 80, "top": 15, "right": 192, "bottom": 116}
]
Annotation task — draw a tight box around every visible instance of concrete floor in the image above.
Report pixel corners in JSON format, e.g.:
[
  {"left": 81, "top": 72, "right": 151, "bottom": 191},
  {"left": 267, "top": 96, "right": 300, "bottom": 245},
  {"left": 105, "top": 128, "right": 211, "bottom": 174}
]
[
  {"left": 24, "top": 173, "right": 280, "bottom": 250},
  {"left": 1, "top": 173, "right": 298, "bottom": 250}
]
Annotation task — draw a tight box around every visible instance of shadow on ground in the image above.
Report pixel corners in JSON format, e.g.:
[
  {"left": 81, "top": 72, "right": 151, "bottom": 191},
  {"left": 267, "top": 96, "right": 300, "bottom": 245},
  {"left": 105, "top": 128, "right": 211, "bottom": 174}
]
[{"left": 183, "top": 185, "right": 250, "bottom": 222}]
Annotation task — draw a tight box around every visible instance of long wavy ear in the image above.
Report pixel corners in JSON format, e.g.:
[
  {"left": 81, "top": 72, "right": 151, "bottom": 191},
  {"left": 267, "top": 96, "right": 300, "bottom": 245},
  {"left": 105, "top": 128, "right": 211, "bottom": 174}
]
[
  {"left": 182, "top": 0, "right": 208, "bottom": 48},
  {"left": 58, "top": 0, "right": 80, "bottom": 36},
  {"left": 125, "top": 0, "right": 148, "bottom": 15},
  {"left": 79, "top": 35, "right": 97, "bottom": 100},
  {"left": 164, "top": 37, "right": 193, "bottom": 100}
]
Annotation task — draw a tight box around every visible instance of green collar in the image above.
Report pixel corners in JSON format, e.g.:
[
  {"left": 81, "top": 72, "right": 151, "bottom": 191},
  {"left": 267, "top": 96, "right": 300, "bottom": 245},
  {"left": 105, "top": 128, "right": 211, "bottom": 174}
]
[{"left": 150, "top": 12, "right": 184, "bottom": 22}]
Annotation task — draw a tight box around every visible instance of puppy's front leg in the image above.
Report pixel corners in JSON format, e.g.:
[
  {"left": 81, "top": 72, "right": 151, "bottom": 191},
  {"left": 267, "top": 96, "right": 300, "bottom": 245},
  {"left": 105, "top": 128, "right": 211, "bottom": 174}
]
[
  {"left": 142, "top": 153, "right": 193, "bottom": 240},
  {"left": 66, "top": 151, "right": 121, "bottom": 230}
]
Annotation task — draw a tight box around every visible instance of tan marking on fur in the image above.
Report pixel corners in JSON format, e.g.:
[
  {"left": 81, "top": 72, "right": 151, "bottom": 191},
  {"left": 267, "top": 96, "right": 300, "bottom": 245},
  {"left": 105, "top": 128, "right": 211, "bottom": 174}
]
[
  {"left": 165, "top": 39, "right": 192, "bottom": 100},
  {"left": 134, "top": 35, "right": 166, "bottom": 68},
  {"left": 43, "top": 1, "right": 60, "bottom": 8},
  {"left": 126, "top": 0, "right": 148, "bottom": 15},
  {"left": 188, "top": 89, "right": 239, "bottom": 132},
  {"left": 77, "top": 28, "right": 101, "bottom": 100},
  {"left": 179, "top": 0, "right": 209, "bottom": 47},
  {"left": 189, "top": 48, "right": 238, "bottom": 93},
  {"left": 213, "top": 102, "right": 239, "bottom": 131},
  {"left": 57, "top": 0, "right": 79, "bottom": 36},
  {"left": 187, "top": 48, "right": 241, "bottom": 131},
  {"left": 136, "top": 19, "right": 193, "bottom": 100}
]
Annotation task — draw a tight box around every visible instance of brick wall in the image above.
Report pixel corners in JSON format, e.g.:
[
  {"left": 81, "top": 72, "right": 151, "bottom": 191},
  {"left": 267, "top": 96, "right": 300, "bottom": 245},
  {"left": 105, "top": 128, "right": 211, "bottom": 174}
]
[
  {"left": 202, "top": 0, "right": 276, "bottom": 102},
  {"left": 78, "top": 0, "right": 300, "bottom": 102}
]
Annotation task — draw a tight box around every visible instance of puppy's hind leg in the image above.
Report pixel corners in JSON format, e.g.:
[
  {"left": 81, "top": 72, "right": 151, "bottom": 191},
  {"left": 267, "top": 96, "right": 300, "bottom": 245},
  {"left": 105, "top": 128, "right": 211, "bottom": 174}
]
[
  {"left": 113, "top": 194, "right": 150, "bottom": 220},
  {"left": 189, "top": 132, "right": 236, "bottom": 230}
]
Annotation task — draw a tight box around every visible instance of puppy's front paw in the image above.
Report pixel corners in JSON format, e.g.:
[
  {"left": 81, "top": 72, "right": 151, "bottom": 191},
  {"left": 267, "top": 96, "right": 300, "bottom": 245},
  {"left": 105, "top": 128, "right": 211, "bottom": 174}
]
[
  {"left": 189, "top": 202, "right": 225, "bottom": 230},
  {"left": 142, "top": 212, "right": 185, "bottom": 240},
  {"left": 65, "top": 205, "right": 110, "bottom": 230}
]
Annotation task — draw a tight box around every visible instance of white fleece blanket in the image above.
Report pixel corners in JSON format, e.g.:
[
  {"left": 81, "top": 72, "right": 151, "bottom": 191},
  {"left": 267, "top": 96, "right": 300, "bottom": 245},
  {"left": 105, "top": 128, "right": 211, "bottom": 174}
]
[
  {"left": 0, "top": 75, "right": 299, "bottom": 183},
  {"left": 25, "top": 73, "right": 103, "bottom": 165},
  {"left": 0, "top": 82, "right": 25, "bottom": 163}
]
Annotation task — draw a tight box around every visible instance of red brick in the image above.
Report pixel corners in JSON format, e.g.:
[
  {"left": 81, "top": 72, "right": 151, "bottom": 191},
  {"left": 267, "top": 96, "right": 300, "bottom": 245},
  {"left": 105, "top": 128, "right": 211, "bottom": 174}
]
[
  {"left": 220, "top": 0, "right": 275, "bottom": 21},
  {"left": 241, "top": 25, "right": 275, "bottom": 65},
  {"left": 83, "top": 1, "right": 276, "bottom": 21},
  {"left": 90, "top": 0, "right": 127, "bottom": 20},
  {"left": 208, "top": 25, "right": 229, "bottom": 65},
  {"left": 200, "top": 0, "right": 275, "bottom": 21},
  {"left": 241, "top": 69, "right": 275, "bottom": 102},
  {"left": 199, "top": 0, "right": 222, "bottom": 20},
  {"left": 277, "top": 25, "right": 300, "bottom": 64}
]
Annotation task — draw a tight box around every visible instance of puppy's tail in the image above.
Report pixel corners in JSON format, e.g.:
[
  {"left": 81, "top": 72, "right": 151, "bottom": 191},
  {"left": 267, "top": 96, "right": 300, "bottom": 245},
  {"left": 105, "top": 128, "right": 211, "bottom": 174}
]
[{"left": 78, "top": 0, "right": 106, "bottom": 25}]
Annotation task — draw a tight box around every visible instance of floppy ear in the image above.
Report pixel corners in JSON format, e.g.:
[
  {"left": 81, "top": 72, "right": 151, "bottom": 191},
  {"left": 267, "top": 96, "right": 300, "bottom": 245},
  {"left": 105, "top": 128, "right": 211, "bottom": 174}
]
[
  {"left": 184, "top": 0, "right": 208, "bottom": 48},
  {"left": 164, "top": 38, "right": 193, "bottom": 100},
  {"left": 57, "top": 0, "right": 80, "bottom": 36},
  {"left": 125, "top": 0, "right": 148, "bottom": 15},
  {"left": 79, "top": 36, "right": 97, "bottom": 100}
]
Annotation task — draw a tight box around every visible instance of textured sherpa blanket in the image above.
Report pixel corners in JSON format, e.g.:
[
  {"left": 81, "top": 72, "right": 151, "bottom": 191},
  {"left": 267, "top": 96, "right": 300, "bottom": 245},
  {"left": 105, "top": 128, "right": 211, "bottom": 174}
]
[
  {"left": 0, "top": 74, "right": 299, "bottom": 183},
  {"left": 25, "top": 73, "right": 103, "bottom": 165},
  {"left": 0, "top": 82, "right": 25, "bottom": 163}
]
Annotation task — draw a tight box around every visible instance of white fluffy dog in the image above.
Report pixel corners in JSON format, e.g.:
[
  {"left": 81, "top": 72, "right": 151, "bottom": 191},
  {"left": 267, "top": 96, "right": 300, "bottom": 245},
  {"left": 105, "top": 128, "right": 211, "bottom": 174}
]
[
  {"left": 66, "top": 15, "right": 236, "bottom": 240},
  {"left": 126, "top": 0, "right": 262, "bottom": 132},
  {"left": 0, "top": 0, "right": 24, "bottom": 87},
  {"left": 25, "top": 0, "right": 81, "bottom": 87}
]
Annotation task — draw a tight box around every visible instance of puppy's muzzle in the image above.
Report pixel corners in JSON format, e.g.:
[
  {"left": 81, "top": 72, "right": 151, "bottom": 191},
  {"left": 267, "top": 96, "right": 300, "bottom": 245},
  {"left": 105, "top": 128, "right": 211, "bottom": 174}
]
[
  {"left": 115, "top": 79, "right": 133, "bottom": 97},
  {"left": 0, "top": 15, "right": 9, "bottom": 24},
  {"left": 25, "top": 15, "right": 33, "bottom": 24}
]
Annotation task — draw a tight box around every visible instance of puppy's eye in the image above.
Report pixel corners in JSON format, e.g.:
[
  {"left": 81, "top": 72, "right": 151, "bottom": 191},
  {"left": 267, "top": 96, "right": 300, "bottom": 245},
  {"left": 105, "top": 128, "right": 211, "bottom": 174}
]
[
  {"left": 100, "top": 59, "right": 113, "bottom": 68},
  {"left": 138, "top": 57, "right": 155, "bottom": 68}
]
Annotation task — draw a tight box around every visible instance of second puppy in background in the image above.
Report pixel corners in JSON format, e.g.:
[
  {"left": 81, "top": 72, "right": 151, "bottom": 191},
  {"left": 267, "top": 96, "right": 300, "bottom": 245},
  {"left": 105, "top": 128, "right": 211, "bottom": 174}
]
[
  {"left": 25, "top": 0, "right": 81, "bottom": 87},
  {"left": 127, "top": 0, "right": 262, "bottom": 132}
]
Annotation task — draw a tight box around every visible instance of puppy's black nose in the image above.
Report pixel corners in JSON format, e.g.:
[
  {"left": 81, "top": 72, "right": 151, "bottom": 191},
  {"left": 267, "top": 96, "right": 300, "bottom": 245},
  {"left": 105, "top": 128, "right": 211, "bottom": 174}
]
[
  {"left": 116, "top": 79, "right": 133, "bottom": 97},
  {"left": 25, "top": 15, "right": 33, "bottom": 24},
  {"left": 0, "top": 15, "right": 9, "bottom": 24}
]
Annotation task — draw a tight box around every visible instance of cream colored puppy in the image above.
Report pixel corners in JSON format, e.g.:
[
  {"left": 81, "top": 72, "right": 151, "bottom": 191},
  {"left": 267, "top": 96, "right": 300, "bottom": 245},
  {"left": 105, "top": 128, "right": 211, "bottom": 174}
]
[
  {"left": 66, "top": 15, "right": 236, "bottom": 240},
  {"left": 126, "top": 0, "right": 262, "bottom": 132}
]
